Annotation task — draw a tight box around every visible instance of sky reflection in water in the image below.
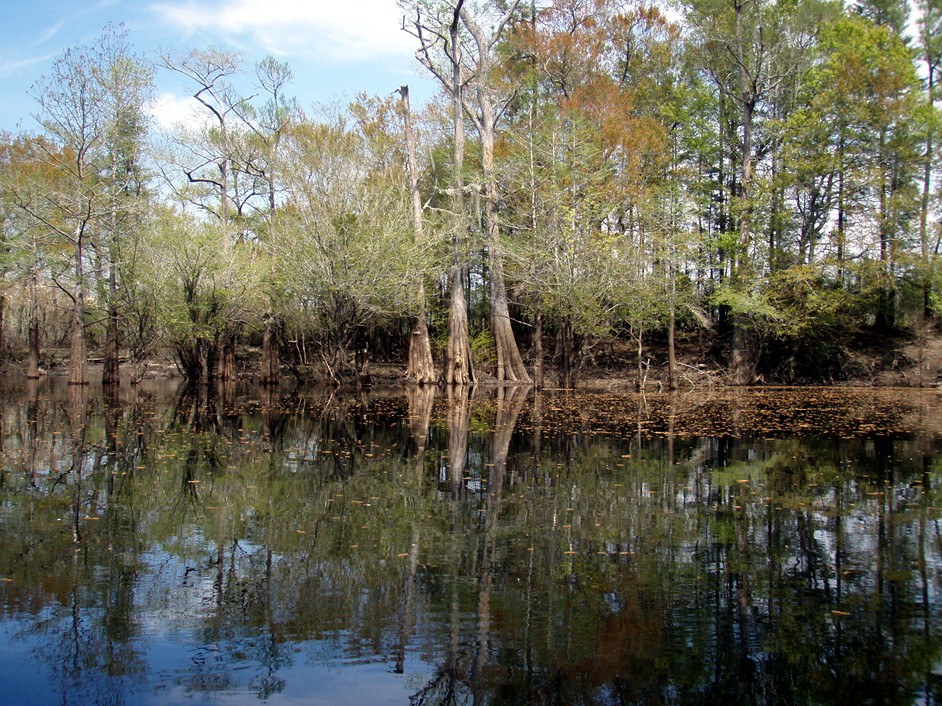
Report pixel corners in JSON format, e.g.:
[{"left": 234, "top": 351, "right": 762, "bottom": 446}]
[{"left": 0, "top": 379, "right": 940, "bottom": 705}]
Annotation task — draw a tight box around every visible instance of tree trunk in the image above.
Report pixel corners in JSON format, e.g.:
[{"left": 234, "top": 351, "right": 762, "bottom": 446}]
[
  {"left": 532, "top": 307, "right": 543, "bottom": 390},
  {"left": 478, "top": 69, "right": 528, "bottom": 384},
  {"left": 400, "top": 85, "right": 437, "bottom": 385},
  {"left": 729, "top": 0, "right": 757, "bottom": 385},
  {"left": 69, "top": 238, "right": 88, "bottom": 386},
  {"left": 668, "top": 303, "right": 678, "bottom": 392},
  {"left": 102, "top": 305, "right": 120, "bottom": 386},
  {"left": 730, "top": 320, "right": 756, "bottom": 385},
  {"left": 407, "top": 289, "right": 437, "bottom": 384},
  {"left": 26, "top": 267, "right": 41, "bottom": 380},
  {"left": 218, "top": 334, "right": 236, "bottom": 381},
  {"left": 558, "top": 318, "right": 574, "bottom": 389},
  {"left": 635, "top": 329, "right": 644, "bottom": 392},
  {"left": 445, "top": 12, "right": 473, "bottom": 386},
  {"left": 260, "top": 317, "right": 279, "bottom": 385},
  {"left": 446, "top": 266, "right": 474, "bottom": 385},
  {"left": 919, "top": 65, "right": 934, "bottom": 319}
]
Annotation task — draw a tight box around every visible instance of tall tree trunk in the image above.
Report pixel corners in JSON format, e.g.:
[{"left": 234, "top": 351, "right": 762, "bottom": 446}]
[
  {"left": 400, "top": 85, "right": 437, "bottom": 384},
  {"left": 445, "top": 8, "right": 474, "bottom": 386},
  {"left": 471, "top": 25, "right": 529, "bottom": 384},
  {"left": 446, "top": 266, "right": 474, "bottom": 385},
  {"left": 559, "top": 317, "right": 574, "bottom": 389},
  {"left": 668, "top": 302, "right": 678, "bottom": 392},
  {"left": 532, "top": 307, "right": 543, "bottom": 390},
  {"left": 482, "top": 131, "right": 529, "bottom": 382},
  {"left": 218, "top": 334, "right": 236, "bottom": 381},
  {"left": 260, "top": 317, "right": 280, "bottom": 385},
  {"left": 26, "top": 264, "right": 40, "bottom": 380},
  {"left": 102, "top": 305, "right": 120, "bottom": 386},
  {"left": 876, "top": 126, "right": 895, "bottom": 330},
  {"left": 69, "top": 235, "right": 88, "bottom": 386},
  {"left": 919, "top": 65, "right": 935, "bottom": 319},
  {"left": 260, "top": 145, "right": 281, "bottom": 385},
  {"left": 729, "top": 0, "right": 757, "bottom": 386},
  {"left": 837, "top": 130, "right": 846, "bottom": 284}
]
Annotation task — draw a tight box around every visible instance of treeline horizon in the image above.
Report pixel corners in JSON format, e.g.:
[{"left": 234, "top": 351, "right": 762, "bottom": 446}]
[{"left": 0, "top": 0, "right": 940, "bottom": 388}]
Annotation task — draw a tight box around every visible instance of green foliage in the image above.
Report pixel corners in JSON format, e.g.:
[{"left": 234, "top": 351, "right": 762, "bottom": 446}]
[
  {"left": 764, "top": 265, "right": 863, "bottom": 340},
  {"left": 470, "top": 328, "right": 496, "bottom": 370},
  {"left": 0, "top": 0, "right": 939, "bottom": 381},
  {"left": 276, "top": 105, "right": 441, "bottom": 369}
]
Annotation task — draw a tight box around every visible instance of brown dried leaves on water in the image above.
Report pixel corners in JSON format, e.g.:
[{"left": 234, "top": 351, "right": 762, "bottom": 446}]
[{"left": 512, "top": 388, "right": 942, "bottom": 440}]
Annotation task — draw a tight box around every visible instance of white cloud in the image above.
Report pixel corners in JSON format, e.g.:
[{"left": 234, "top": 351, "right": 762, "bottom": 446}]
[
  {"left": 0, "top": 52, "right": 58, "bottom": 77},
  {"left": 149, "top": 0, "right": 413, "bottom": 63},
  {"left": 147, "top": 91, "right": 201, "bottom": 130}
]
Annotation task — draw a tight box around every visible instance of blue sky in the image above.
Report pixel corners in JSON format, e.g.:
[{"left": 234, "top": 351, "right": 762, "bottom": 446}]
[{"left": 0, "top": 0, "right": 438, "bottom": 133}]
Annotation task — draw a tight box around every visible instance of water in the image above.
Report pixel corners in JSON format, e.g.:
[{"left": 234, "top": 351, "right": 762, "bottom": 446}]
[{"left": 0, "top": 379, "right": 940, "bottom": 705}]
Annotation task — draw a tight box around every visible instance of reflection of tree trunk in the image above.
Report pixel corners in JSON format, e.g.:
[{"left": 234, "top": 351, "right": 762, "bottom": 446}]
[
  {"left": 69, "top": 233, "right": 89, "bottom": 386},
  {"left": 68, "top": 386, "right": 88, "bottom": 542},
  {"left": 261, "top": 385, "right": 287, "bottom": 447},
  {"left": 407, "top": 385, "right": 435, "bottom": 458},
  {"left": 446, "top": 386, "right": 471, "bottom": 495},
  {"left": 396, "top": 386, "right": 436, "bottom": 673},
  {"left": 667, "top": 394, "right": 675, "bottom": 469},
  {"left": 492, "top": 385, "right": 527, "bottom": 467},
  {"left": 532, "top": 390, "right": 543, "bottom": 476},
  {"left": 103, "top": 385, "right": 120, "bottom": 498},
  {"left": 27, "top": 379, "right": 39, "bottom": 483},
  {"left": 473, "top": 385, "right": 528, "bottom": 687},
  {"left": 395, "top": 525, "right": 421, "bottom": 674}
]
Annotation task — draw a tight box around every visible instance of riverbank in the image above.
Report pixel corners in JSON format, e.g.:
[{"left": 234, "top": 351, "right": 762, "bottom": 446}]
[{"left": 6, "top": 324, "right": 942, "bottom": 388}]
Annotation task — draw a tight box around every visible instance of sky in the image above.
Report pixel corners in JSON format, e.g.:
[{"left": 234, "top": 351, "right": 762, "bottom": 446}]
[{"left": 0, "top": 0, "right": 438, "bottom": 133}]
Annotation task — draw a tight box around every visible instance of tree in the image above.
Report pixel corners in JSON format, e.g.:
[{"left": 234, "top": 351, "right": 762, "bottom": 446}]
[
  {"left": 160, "top": 48, "right": 257, "bottom": 380},
  {"left": 92, "top": 28, "right": 154, "bottom": 385},
  {"left": 277, "top": 108, "right": 428, "bottom": 380},
  {"left": 684, "top": 0, "right": 837, "bottom": 382},
  {"left": 153, "top": 207, "right": 254, "bottom": 382},
  {"left": 404, "top": 0, "right": 529, "bottom": 384},
  {"left": 404, "top": 0, "right": 475, "bottom": 385},
  {"left": 398, "top": 86, "right": 438, "bottom": 385},
  {"left": 235, "top": 57, "right": 300, "bottom": 385},
  {"left": 0, "top": 134, "right": 52, "bottom": 377},
  {"left": 916, "top": 0, "right": 942, "bottom": 313},
  {"left": 458, "top": 0, "right": 530, "bottom": 384}
]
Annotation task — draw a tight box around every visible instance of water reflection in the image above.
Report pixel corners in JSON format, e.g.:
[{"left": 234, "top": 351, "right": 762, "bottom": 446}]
[{"left": 0, "top": 379, "right": 940, "bottom": 705}]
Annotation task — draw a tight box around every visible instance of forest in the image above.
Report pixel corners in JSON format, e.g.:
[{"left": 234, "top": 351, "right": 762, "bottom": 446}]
[{"left": 0, "top": 0, "right": 940, "bottom": 389}]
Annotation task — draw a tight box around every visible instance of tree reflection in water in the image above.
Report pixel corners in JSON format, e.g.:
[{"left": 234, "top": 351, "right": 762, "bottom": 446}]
[{"left": 0, "top": 379, "right": 940, "bottom": 704}]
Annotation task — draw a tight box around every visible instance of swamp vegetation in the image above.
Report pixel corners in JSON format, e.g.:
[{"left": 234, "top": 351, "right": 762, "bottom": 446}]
[{"left": 0, "top": 0, "right": 941, "bottom": 388}]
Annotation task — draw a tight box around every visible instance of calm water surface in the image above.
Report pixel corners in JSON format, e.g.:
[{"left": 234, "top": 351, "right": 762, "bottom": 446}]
[{"left": 0, "top": 379, "right": 941, "bottom": 705}]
